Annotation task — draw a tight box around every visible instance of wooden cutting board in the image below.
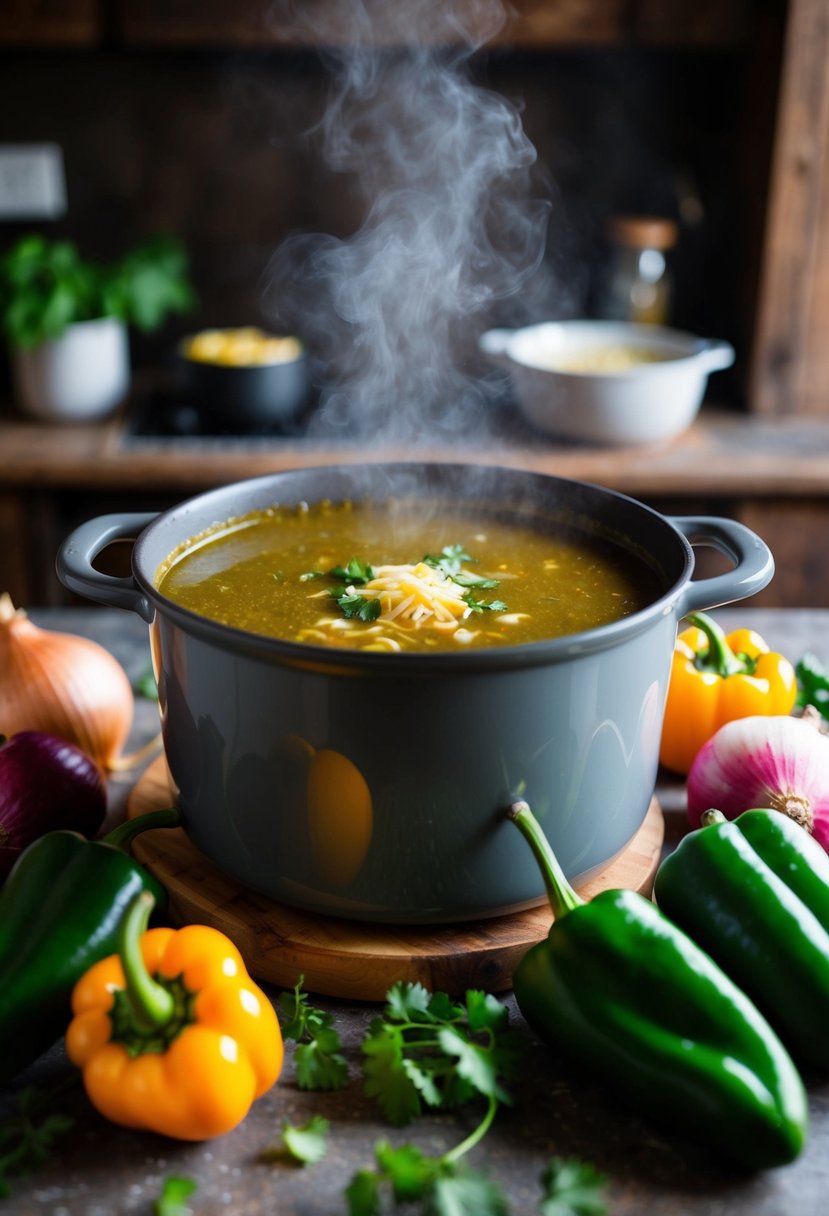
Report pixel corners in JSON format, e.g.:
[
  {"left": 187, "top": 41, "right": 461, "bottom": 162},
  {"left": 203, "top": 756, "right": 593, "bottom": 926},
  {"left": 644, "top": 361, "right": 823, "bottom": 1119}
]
[{"left": 127, "top": 755, "right": 664, "bottom": 999}]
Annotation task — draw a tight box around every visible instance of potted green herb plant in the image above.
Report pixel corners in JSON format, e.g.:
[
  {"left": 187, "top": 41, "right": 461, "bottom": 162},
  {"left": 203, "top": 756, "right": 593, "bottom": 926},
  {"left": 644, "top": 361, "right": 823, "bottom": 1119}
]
[{"left": 0, "top": 234, "right": 196, "bottom": 422}]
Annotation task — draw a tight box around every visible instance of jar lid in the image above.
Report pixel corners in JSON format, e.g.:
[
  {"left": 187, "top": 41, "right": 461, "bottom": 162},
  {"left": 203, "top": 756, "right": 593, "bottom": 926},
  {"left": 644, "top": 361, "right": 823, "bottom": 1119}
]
[{"left": 606, "top": 215, "right": 678, "bottom": 250}]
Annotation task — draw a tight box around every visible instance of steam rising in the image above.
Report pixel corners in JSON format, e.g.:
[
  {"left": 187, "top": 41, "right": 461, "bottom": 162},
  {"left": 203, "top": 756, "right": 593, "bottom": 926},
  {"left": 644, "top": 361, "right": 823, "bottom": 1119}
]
[{"left": 265, "top": 0, "right": 551, "bottom": 442}]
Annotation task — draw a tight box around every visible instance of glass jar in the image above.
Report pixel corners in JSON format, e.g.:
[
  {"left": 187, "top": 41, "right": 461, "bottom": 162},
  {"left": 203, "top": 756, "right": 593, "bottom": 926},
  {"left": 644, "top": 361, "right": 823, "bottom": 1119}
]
[{"left": 596, "top": 215, "right": 678, "bottom": 326}]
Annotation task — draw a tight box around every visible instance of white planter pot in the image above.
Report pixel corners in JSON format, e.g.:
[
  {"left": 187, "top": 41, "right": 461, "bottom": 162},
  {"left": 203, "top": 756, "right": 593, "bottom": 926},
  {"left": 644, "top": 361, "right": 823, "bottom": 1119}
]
[{"left": 11, "top": 316, "right": 130, "bottom": 423}]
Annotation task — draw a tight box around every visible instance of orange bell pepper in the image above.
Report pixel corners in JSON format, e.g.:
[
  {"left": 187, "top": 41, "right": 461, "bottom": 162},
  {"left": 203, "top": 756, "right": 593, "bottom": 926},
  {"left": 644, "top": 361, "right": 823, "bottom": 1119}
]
[
  {"left": 66, "top": 891, "right": 283, "bottom": 1140},
  {"left": 659, "top": 612, "right": 797, "bottom": 775}
]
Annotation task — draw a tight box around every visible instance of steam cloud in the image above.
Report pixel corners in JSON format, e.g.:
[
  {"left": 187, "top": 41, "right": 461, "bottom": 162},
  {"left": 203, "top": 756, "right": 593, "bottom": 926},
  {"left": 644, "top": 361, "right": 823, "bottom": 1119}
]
[{"left": 265, "top": 0, "right": 551, "bottom": 443}]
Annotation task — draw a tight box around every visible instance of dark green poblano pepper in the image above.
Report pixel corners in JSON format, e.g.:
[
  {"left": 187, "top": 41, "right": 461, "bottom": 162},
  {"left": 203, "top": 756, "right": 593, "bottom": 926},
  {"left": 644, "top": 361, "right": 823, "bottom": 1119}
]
[
  {"left": 0, "top": 807, "right": 180, "bottom": 1085},
  {"left": 507, "top": 800, "right": 809, "bottom": 1170},
  {"left": 654, "top": 807, "right": 829, "bottom": 1070}
]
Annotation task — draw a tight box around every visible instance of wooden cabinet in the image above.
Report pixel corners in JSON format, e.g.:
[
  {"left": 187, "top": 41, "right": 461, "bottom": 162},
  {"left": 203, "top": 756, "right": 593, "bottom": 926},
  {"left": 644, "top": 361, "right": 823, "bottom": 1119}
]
[{"left": 0, "top": 0, "right": 101, "bottom": 45}]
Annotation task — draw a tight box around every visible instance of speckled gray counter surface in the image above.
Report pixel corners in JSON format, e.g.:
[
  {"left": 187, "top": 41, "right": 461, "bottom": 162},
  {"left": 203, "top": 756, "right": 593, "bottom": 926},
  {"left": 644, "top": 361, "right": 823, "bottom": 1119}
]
[{"left": 3, "top": 607, "right": 829, "bottom": 1216}]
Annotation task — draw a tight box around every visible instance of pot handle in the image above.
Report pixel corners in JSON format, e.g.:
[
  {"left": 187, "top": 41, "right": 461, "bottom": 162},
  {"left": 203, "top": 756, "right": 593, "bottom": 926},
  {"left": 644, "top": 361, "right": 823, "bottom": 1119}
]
[
  {"left": 478, "top": 328, "right": 516, "bottom": 364},
  {"left": 693, "top": 338, "right": 735, "bottom": 372},
  {"left": 670, "top": 516, "right": 774, "bottom": 617},
  {"left": 56, "top": 513, "right": 158, "bottom": 622}
]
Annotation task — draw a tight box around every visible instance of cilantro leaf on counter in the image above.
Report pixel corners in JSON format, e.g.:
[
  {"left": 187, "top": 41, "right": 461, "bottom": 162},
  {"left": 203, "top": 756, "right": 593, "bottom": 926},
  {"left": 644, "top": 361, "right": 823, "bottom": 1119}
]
[
  {"left": 539, "top": 1157, "right": 608, "bottom": 1216},
  {"left": 154, "top": 1175, "right": 197, "bottom": 1216},
  {"left": 347, "top": 982, "right": 521, "bottom": 1215},
  {"left": 796, "top": 651, "right": 829, "bottom": 720},
  {"left": 0, "top": 1079, "right": 77, "bottom": 1198},
  {"left": 362, "top": 981, "right": 521, "bottom": 1126},
  {"left": 282, "top": 1115, "right": 330, "bottom": 1165},
  {"left": 277, "top": 976, "right": 349, "bottom": 1091}
]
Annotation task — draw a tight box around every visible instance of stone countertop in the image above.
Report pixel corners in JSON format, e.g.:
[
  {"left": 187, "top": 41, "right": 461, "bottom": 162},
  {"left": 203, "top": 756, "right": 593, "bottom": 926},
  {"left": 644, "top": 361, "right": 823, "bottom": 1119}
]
[{"left": 3, "top": 607, "right": 829, "bottom": 1216}]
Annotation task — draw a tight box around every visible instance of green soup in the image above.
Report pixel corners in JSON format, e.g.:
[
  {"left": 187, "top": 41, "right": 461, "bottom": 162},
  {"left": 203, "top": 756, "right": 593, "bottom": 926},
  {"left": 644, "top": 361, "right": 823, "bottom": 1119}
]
[{"left": 156, "top": 499, "right": 662, "bottom": 653}]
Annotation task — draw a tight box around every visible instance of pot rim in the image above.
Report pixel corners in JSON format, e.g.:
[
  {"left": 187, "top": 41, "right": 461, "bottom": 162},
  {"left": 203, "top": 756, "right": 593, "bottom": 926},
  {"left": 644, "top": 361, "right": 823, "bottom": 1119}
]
[{"left": 130, "top": 461, "right": 700, "bottom": 674}]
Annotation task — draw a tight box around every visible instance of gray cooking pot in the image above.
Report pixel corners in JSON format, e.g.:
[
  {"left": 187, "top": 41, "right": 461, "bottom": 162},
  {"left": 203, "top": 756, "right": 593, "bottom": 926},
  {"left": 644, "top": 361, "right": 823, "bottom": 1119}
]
[{"left": 57, "top": 464, "right": 774, "bottom": 924}]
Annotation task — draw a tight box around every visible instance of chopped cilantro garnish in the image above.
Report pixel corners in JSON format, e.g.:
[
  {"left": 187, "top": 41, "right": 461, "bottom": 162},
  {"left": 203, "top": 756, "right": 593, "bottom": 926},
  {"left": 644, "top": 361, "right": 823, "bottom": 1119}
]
[
  {"left": 333, "top": 591, "right": 382, "bottom": 621},
  {"left": 424, "top": 544, "right": 500, "bottom": 589},
  {"left": 329, "top": 557, "right": 374, "bottom": 584},
  {"left": 463, "top": 593, "right": 508, "bottom": 614}
]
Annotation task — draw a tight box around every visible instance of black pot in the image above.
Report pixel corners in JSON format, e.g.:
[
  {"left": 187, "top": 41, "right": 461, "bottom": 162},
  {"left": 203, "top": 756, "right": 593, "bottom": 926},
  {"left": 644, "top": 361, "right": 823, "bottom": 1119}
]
[{"left": 175, "top": 345, "right": 311, "bottom": 430}]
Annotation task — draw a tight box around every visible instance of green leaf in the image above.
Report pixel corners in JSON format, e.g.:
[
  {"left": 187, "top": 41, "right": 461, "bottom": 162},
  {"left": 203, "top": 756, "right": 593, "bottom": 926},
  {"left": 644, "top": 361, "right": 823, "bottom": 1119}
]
[
  {"left": 280, "top": 1115, "right": 330, "bottom": 1165},
  {"left": 332, "top": 591, "right": 382, "bottom": 622},
  {"left": 154, "top": 1175, "right": 197, "bottom": 1216},
  {"left": 277, "top": 977, "right": 349, "bottom": 1090},
  {"left": 423, "top": 545, "right": 500, "bottom": 589},
  {"left": 294, "top": 1039, "right": 350, "bottom": 1091},
  {"left": 463, "top": 593, "right": 508, "bottom": 615},
  {"left": 386, "top": 980, "right": 434, "bottom": 1022},
  {"left": 375, "top": 1140, "right": 434, "bottom": 1201},
  {"left": 796, "top": 651, "right": 829, "bottom": 719},
  {"left": 437, "top": 1026, "right": 510, "bottom": 1104},
  {"left": 345, "top": 1168, "right": 382, "bottom": 1216},
  {"left": 465, "top": 989, "right": 510, "bottom": 1035},
  {"left": 363, "top": 1024, "right": 423, "bottom": 1126},
  {"left": 0, "top": 1078, "right": 77, "bottom": 1197},
  {"left": 133, "top": 662, "right": 158, "bottom": 700},
  {"left": 431, "top": 1165, "right": 509, "bottom": 1216},
  {"left": 539, "top": 1157, "right": 608, "bottom": 1216},
  {"left": 329, "top": 557, "right": 374, "bottom": 584}
]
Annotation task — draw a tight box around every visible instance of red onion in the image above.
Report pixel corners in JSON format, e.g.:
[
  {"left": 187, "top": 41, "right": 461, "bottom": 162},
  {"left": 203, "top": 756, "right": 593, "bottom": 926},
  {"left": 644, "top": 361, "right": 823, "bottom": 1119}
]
[
  {"left": 0, "top": 730, "right": 107, "bottom": 876},
  {"left": 686, "top": 708, "right": 829, "bottom": 850}
]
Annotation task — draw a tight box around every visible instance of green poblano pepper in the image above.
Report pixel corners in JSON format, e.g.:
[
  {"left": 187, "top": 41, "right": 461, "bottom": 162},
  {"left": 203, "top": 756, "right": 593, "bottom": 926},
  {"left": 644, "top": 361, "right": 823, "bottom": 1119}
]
[
  {"left": 507, "top": 801, "right": 809, "bottom": 1170},
  {"left": 0, "top": 807, "right": 180, "bottom": 1085},
  {"left": 654, "top": 807, "right": 829, "bottom": 1071}
]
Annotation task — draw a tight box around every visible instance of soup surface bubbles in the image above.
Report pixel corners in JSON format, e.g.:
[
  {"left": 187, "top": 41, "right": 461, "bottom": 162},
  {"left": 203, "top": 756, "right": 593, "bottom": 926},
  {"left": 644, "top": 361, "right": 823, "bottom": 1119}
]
[{"left": 156, "top": 499, "right": 662, "bottom": 653}]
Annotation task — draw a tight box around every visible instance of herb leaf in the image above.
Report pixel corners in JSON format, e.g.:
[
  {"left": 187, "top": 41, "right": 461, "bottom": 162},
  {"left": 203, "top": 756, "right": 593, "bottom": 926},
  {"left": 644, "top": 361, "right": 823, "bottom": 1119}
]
[
  {"left": 361, "top": 981, "right": 521, "bottom": 1126},
  {"left": 796, "top": 651, "right": 829, "bottom": 720},
  {"left": 277, "top": 976, "right": 349, "bottom": 1091},
  {"left": 329, "top": 557, "right": 374, "bottom": 584},
  {"left": 423, "top": 544, "right": 500, "bottom": 589},
  {"left": 277, "top": 1115, "right": 330, "bottom": 1165},
  {"left": 0, "top": 1078, "right": 77, "bottom": 1198},
  {"left": 154, "top": 1175, "right": 198, "bottom": 1216},
  {"left": 332, "top": 591, "right": 382, "bottom": 622},
  {"left": 539, "top": 1157, "right": 608, "bottom": 1216},
  {"left": 463, "top": 593, "right": 508, "bottom": 614}
]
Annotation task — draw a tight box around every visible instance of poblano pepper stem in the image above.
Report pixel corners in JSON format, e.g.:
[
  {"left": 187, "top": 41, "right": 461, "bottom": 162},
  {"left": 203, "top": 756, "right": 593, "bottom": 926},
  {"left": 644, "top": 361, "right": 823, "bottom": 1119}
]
[
  {"left": 105, "top": 807, "right": 181, "bottom": 852},
  {"left": 118, "top": 891, "right": 175, "bottom": 1030},
  {"left": 508, "top": 800, "right": 582, "bottom": 918},
  {"left": 686, "top": 611, "right": 749, "bottom": 677}
]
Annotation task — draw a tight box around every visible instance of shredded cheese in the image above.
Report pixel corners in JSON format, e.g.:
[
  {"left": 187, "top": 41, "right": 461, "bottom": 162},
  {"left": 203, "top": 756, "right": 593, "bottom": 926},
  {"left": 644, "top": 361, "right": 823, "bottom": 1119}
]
[{"left": 348, "top": 562, "right": 472, "bottom": 628}]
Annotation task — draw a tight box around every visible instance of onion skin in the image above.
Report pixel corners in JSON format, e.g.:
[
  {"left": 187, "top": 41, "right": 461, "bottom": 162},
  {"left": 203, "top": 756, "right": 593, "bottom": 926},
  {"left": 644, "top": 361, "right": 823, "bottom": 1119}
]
[
  {"left": 0, "top": 595, "right": 133, "bottom": 770},
  {"left": 686, "top": 711, "right": 829, "bottom": 851},
  {"left": 0, "top": 731, "right": 107, "bottom": 876}
]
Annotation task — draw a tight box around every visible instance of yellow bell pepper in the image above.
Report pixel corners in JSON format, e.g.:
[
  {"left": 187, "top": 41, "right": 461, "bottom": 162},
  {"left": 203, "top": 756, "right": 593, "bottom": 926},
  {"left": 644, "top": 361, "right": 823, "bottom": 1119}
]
[
  {"left": 659, "top": 612, "right": 797, "bottom": 775},
  {"left": 66, "top": 891, "right": 283, "bottom": 1140}
]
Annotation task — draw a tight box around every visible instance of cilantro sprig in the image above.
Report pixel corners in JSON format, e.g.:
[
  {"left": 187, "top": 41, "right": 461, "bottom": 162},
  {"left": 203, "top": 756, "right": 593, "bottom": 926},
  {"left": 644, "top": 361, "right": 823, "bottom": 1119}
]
[
  {"left": 0, "top": 1079, "right": 77, "bottom": 1198},
  {"left": 423, "top": 544, "right": 501, "bottom": 589},
  {"left": 347, "top": 981, "right": 524, "bottom": 1215},
  {"left": 261, "top": 1115, "right": 331, "bottom": 1166},
  {"left": 154, "top": 1175, "right": 198, "bottom": 1216},
  {"left": 540, "top": 1158, "right": 608, "bottom": 1216},
  {"left": 277, "top": 976, "right": 349, "bottom": 1091}
]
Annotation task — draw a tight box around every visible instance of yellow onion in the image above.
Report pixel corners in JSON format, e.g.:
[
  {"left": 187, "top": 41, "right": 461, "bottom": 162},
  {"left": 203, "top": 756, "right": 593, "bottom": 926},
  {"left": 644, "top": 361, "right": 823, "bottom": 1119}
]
[{"left": 0, "top": 593, "right": 134, "bottom": 771}]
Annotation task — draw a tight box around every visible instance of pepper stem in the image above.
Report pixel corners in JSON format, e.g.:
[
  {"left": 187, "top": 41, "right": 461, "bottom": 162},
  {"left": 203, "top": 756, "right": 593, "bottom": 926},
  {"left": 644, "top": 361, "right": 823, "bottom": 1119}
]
[
  {"left": 699, "top": 808, "right": 728, "bottom": 828},
  {"left": 104, "top": 807, "right": 181, "bottom": 853},
  {"left": 686, "top": 612, "right": 747, "bottom": 677},
  {"left": 507, "top": 801, "right": 583, "bottom": 919},
  {"left": 118, "top": 891, "right": 175, "bottom": 1030}
]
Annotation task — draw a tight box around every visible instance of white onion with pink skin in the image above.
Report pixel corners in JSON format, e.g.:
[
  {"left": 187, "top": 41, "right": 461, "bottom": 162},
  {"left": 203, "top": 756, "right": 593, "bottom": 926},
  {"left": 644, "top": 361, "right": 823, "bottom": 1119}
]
[{"left": 686, "top": 707, "right": 829, "bottom": 850}]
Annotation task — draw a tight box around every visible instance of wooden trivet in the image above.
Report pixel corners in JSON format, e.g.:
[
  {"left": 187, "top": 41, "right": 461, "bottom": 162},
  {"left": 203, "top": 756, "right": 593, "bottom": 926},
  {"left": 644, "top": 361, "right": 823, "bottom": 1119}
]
[{"left": 128, "top": 756, "right": 664, "bottom": 999}]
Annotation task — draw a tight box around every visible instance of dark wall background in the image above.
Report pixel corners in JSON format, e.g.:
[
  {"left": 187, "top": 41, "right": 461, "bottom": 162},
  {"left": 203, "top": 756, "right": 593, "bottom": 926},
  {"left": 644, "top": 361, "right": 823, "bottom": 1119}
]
[{"left": 0, "top": 35, "right": 780, "bottom": 406}]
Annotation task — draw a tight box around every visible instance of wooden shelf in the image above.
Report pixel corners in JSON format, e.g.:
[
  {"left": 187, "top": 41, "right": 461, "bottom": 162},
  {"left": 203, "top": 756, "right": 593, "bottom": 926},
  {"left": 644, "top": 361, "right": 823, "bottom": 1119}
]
[
  {"left": 0, "top": 405, "right": 827, "bottom": 499},
  {"left": 0, "top": 0, "right": 751, "bottom": 49}
]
